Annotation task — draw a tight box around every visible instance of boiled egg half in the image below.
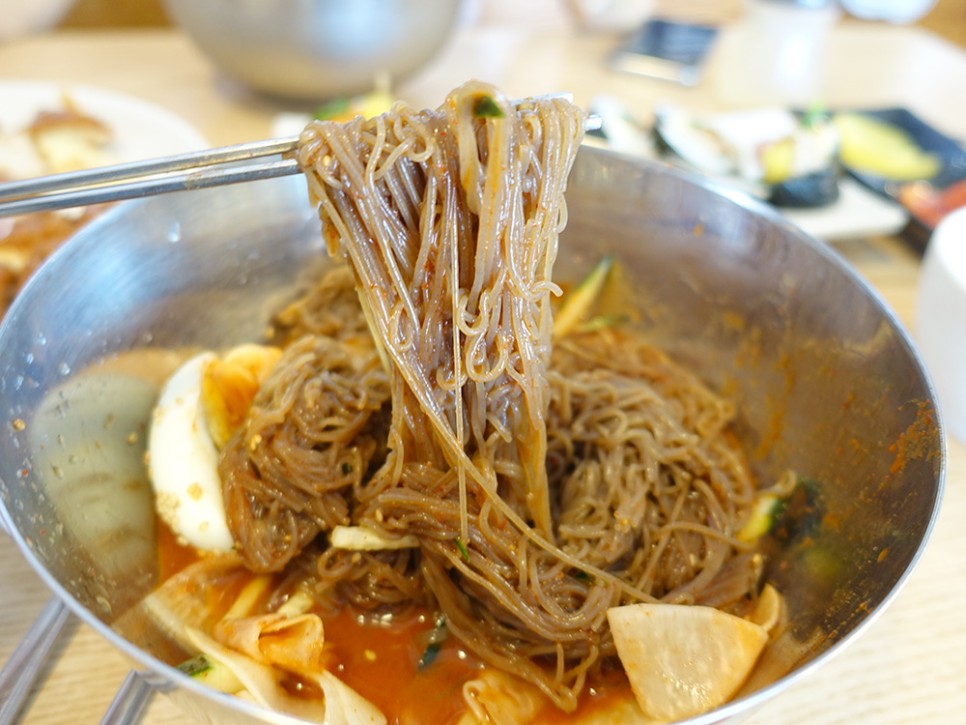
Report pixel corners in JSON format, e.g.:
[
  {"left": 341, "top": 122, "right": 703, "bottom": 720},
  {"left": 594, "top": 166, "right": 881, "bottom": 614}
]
[{"left": 148, "top": 344, "right": 281, "bottom": 552}]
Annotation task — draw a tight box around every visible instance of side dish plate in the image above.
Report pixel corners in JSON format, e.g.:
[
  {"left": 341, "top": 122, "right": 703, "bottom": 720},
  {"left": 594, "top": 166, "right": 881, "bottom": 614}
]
[{"left": 0, "top": 80, "right": 209, "bottom": 163}]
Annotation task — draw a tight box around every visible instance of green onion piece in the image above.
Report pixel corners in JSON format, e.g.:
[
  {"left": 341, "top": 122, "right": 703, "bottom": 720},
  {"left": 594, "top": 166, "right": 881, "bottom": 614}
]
[
  {"left": 455, "top": 537, "right": 470, "bottom": 562},
  {"left": 801, "top": 103, "right": 828, "bottom": 129},
  {"left": 177, "top": 655, "right": 212, "bottom": 677},
  {"left": 418, "top": 641, "right": 442, "bottom": 670},
  {"left": 417, "top": 615, "right": 448, "bottom": 670},
  {"left": 177, "top": 653, "right": 244, "bottom": 693},
  {"left": 578, "top": 313, "right": 629, "bottom": 333},
  {"left": 553, "top": 256, "right": 614, "bottom": 337},
  {"left": 314, "top": 98, "right": 351, "bottom": 120},
  {"left": 472, "top": 95, "right": 504, "bottom": 119},
  {"left": 737, "top": 494, "right": 781, "bottom": 542}
]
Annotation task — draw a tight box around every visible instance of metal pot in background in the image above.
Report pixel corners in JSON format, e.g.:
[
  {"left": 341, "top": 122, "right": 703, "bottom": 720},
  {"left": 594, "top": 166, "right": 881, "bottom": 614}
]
[{"left": 161, "top": 0, "right": 462, "bottom": 101}]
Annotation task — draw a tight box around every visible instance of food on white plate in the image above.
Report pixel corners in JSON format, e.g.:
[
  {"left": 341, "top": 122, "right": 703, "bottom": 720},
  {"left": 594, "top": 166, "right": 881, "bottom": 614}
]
[
  {"left": 272, "top": 83, "right": 394, "bottom": 138},
  {"left": 0, "top": 97, "right": 117, "bottom": 315},
  {"left": 141, "top": 82, "right": 791, "bottom": 723},
  {"left": 26, "top": 106, "right": 114, "bottom": 173},
  {"left": 654, "top": 106, "right": 841, "bottom": 208},
  {"left": 833, "top": 111, "right": 941, "bottom": 182}
]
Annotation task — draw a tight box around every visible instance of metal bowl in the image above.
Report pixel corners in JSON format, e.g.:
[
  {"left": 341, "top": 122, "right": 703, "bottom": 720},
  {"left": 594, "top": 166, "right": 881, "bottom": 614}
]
[
  {"left": 161, "top": 0, "right": 461, "bottom": 101},
  {"left": 0, "top": 147, "right": 944, "bottom": 723}
]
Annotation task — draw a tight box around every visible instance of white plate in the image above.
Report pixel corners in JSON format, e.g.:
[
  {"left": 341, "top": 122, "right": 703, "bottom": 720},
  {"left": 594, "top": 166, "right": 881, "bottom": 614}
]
[
  {"left": 0, "top": 80, "right": 208, "bottom": 164},
  {"left": 597, "top": 97, "right": 910, "bottom": 242},
  {"left": 665, "top": 162, "right": 909, "bottom": 242},
  {"left": 695, "top": 174, "right": 908, "bottom": 241},
  {"left": 779, "top": 176, "right": 908, "bottom": 241}
]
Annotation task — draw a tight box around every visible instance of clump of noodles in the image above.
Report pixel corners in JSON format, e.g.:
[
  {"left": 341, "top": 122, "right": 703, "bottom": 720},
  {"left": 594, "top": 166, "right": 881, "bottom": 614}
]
[
  {"left": 547, "top": 329, "right": 760, "bottom": 606},
  {"left": 219, "top": 266, "right": 392, "bottom": 573},
  {"left": 219, "top": 81, "right": 761, "bottom": 711}
]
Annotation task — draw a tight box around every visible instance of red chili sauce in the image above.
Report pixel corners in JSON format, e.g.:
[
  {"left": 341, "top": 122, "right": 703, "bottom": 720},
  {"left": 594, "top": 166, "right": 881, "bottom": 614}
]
[{"left": 157, "top": 519, "right": 634, "bottom": 723}]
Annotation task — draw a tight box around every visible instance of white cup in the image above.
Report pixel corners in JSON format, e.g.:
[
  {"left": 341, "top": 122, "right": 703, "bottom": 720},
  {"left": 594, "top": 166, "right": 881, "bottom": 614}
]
[
  {"left": 916, "top": 206, "right": 966, "bottom": 444},
  {"left": 709, "top": 0, "right": 841, "bottom": 108}
]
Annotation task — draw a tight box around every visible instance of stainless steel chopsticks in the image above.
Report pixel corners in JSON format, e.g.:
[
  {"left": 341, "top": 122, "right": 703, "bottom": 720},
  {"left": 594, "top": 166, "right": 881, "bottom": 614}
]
[
  {"left": 0, "top": 104, "right": 601, "bottom": 218},
  {"left": 0, "top": 597, "right": 72, "bottom": 724},
  {"left": 0, "top": 136, "right": 302, "bottom": 217}
]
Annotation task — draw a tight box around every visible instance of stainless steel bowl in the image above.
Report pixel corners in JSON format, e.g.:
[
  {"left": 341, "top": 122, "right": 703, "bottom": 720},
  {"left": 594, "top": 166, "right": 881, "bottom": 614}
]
[
  {"left": 162, "top": 0, "right": 461, "bottom": 100},
  {"left": 0, "top": 147, "right": 944, "bottom": 723}
]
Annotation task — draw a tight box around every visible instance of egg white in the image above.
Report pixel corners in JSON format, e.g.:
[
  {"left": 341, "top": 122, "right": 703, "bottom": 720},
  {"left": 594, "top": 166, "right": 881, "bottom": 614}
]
[{"left": 148, "top": 351, "right": 235, "bottom": 552}]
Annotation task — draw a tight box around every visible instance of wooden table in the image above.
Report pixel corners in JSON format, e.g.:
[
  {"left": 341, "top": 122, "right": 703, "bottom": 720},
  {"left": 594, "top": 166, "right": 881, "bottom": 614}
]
[{"left": 1, "top": 16, "right": 965, "bottom": 724}]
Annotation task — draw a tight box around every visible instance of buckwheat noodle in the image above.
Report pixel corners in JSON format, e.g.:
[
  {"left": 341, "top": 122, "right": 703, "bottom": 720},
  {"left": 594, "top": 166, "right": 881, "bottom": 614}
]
[{"left": 217, "top": 82, "right": 759, "bottom": 711}]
